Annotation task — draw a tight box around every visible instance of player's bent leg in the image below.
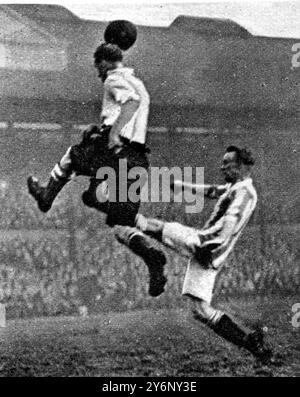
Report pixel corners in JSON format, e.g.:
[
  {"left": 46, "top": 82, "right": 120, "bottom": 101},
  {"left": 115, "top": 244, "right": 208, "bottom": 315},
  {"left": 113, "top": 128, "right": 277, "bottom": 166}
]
[
  {"left": 81, "top": 178, "right": 109, "bottom": 214},
  {"left": 106, "top": 201, "right": 140, "bottom": 227},
  {"left": 115, "top": 226, "right": 167, "bottom": 297},
  {"left": 136, "top": 215, "right": 200, "bottom": 258},
  {"left": 162, "top": 222, "right": 201, "bottom": 256},
  {"left": 135, "top": 214, "right": 164, "bottom": 241},
  {"left": 27, "top": 147, "right": 73, "bottom": 212}
]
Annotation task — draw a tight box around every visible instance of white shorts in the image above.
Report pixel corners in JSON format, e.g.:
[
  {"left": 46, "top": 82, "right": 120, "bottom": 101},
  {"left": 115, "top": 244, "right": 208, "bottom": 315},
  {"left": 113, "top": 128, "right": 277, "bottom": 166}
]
[
  {"left": 182, "top": 257, "right": 218, "bottom": 304},
  {"left": 162, "top": 222, "right": 219, "bottom": 304}
]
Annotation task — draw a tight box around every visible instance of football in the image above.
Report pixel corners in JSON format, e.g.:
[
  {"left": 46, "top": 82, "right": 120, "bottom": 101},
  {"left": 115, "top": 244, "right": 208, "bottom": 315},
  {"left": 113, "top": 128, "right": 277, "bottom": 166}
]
[{"left": 104, "top": 20, "right": 137, "bottom": 51}]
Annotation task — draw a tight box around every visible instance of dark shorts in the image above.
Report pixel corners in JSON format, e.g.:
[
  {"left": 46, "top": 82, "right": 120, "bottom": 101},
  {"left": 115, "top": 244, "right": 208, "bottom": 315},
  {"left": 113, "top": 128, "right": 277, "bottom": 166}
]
[{"left": 70, "top": 126, "right": 149, "bottom": 227}]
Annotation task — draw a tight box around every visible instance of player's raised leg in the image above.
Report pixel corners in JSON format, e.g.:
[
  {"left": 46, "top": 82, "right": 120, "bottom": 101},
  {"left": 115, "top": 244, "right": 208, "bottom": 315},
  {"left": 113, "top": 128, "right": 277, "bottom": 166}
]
[
  {"left": 135, "top": 214, "right": 200, "bottom": 258},
  {"left": 27, "top": 147, "right": 73, "bottom": 212},
  {"left": 114, "top": 226, "right": 167, "bottom": 297},
  {"left": 28, "top": 124, "right": 109, "bottom": 213}
]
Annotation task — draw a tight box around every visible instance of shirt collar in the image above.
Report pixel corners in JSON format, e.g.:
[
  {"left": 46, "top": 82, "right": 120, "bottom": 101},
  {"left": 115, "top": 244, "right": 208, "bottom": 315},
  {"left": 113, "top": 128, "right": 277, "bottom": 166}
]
[
  {"left": 231, "top": 177, "right": 253, "bottom": 190},
  {"left": 107, "top": 67, "right": 134, "bottom": 77}
]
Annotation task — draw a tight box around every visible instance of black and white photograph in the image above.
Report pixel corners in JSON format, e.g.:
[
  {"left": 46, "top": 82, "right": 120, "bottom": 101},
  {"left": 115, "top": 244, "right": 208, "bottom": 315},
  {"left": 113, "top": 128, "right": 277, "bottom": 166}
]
[{"left": 0, "top": 0, "right": 299, "bottom": 379}]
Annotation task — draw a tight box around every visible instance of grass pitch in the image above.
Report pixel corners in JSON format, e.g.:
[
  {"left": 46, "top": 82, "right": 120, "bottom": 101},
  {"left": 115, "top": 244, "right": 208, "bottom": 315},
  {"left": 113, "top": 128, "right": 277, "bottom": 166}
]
[{"left": 0, "top": 296, "right": 299, "bottom": 377}]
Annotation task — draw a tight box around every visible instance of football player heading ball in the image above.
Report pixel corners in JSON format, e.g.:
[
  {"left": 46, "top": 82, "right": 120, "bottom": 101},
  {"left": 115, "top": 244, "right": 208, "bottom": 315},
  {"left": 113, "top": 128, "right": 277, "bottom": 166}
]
[{"left": 27, "top": 19, "right": 167, "bottom": 298}]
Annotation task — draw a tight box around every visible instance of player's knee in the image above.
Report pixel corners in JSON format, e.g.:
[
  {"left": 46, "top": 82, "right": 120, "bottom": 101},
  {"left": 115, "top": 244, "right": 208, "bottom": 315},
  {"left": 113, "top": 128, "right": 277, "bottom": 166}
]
[
  {"left": 135, "top": 215, "right": 164, "bottom": 237},
  {"left": 95, "top": 180, "right": 109, "bottom": 202},
  {"left": 191, "top": 302, "right": 210, "bottom": 323},
  {"left": 135, "top": 214, "right": 164, "bottom": 233},
  {"left": 114, "top": 225, "right": 138, "bottom": 245},
  {"left": 51, "top": 161, "right": 72, "bottom": 181},
  {"left": 190, "top": 298, "right": 220, "bottom": 324},
  {"left": 59, "top": 147, "right": 73, "bottom": 169},
  {"left": 148, "top": 218, "right": 164, "bottom": 231}
]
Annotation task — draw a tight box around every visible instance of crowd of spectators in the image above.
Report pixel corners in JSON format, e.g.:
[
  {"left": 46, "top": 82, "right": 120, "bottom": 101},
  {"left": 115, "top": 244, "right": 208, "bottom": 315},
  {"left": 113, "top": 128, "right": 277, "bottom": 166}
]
[{"left": 0, "top": 178, "right": 298, "bottom": 319}]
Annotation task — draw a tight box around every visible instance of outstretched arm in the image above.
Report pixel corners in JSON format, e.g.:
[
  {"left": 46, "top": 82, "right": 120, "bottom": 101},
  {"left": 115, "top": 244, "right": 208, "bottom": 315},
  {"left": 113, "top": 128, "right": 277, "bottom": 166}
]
[{"left": 171, "top": 180, "right": 227, "bottom": 198}]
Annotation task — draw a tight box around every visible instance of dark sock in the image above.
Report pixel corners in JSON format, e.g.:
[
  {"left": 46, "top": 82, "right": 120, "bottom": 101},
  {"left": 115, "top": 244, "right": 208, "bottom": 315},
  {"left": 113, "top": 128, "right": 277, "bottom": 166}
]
[
  {"left": 209, "top": 313, "right": 249, "bottom": 349},
  {"left": 144, "top": 229, "right": 163, "bottom": 242},
  {"left": 128, "top": 234, "right": 154, "bottom": 258}
]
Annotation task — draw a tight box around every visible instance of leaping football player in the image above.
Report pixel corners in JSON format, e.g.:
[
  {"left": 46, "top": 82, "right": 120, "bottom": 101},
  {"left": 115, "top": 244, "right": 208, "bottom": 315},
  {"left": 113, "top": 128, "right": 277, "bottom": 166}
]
[{"left": 27, "top": 21, "right": 167, "bottom": 298}]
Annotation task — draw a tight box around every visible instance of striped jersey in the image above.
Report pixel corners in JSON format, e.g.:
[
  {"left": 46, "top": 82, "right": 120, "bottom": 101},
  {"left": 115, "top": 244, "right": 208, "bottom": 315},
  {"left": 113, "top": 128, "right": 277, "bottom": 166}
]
[
  {"left": 100, "top": 67, "right": 150, "bottom": 144},
  {"left": 200, "top": 177, "right": 257, "bottom": 268}
]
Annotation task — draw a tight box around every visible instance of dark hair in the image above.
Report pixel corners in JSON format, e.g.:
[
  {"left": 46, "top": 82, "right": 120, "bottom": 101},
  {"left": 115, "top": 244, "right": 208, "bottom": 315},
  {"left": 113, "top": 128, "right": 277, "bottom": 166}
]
[
  {"left": 94, "top": 43, "right": 123, "bottom": 64},
  {"left": 226, "top": 145, "right": 255, "bottom": 166}
]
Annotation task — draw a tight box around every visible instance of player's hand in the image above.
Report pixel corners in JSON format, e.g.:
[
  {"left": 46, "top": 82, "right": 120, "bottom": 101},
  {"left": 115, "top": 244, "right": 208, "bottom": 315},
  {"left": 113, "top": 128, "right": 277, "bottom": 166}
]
[
  {"left": 170, "top": 179, "right": 183, "bottom": 194},
  {"left": 108, "top": 133, "right": 122, "bottom": 149},
  {"left": 194, "top": 238, "right": 223, "bottom": 266},
  {"left": 82, "top": 124, "right": 100, "bottom": 143}
]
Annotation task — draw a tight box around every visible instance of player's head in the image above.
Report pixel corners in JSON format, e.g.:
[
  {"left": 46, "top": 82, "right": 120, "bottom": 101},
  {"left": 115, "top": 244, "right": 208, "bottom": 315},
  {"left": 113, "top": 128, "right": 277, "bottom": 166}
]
[
  {"left": 104, "top": 20, "right": 137, "bottom": 51},
  {"left": 222, "top": 146, "right": 255, "bottom": 182},
  {"left": 94, "top": 43, "right": 123, "bottom": 81}
]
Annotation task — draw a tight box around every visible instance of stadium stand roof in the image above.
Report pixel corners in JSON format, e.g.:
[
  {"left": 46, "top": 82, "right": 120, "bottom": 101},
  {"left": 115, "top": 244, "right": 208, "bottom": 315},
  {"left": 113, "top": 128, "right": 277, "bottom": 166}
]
[
  {"left": 4, "top": 5, "right": 251, "bottom": 40},
  {"left": 1, "top": 4, "right": 298, "bottom": 117},
  {"left": 3, "top": 4, "right": 105, "bottom": 44},
  {"left": 170, "top": 16, "right": 252, "bottom": 38},
  {"left": 0, "top": 4, "right": 62, "bottom": 43},
  {"left": 5, "top": 4, "right": 80, "bottom": 21}
]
